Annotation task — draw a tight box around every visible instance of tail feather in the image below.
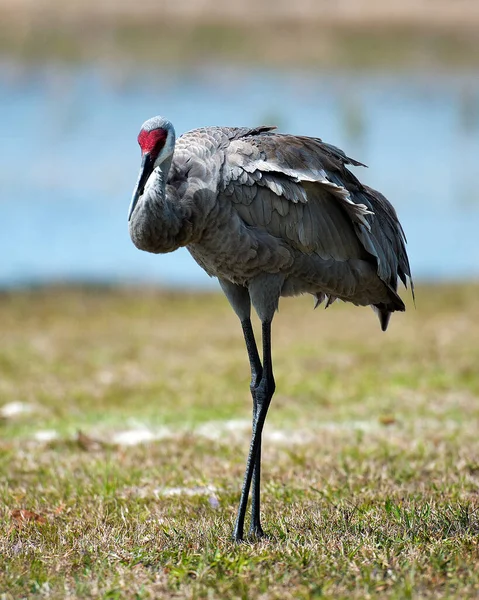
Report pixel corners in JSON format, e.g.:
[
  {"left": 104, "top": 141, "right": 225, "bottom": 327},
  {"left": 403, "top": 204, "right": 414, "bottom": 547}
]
[{"left": 373, "top": 306, "right": 392, "bottom": 331}]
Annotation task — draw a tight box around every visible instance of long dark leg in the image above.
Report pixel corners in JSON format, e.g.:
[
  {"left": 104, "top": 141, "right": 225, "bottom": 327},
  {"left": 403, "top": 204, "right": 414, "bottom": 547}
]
[
  {"left": 240, "top": 320, "right": 264, "bottom": 538},
  {"left": 250, "top": 412, "right": 264, "bottom": 538},
  {"left": 233, "top": 320, "right": 275, "bottom": 541}
]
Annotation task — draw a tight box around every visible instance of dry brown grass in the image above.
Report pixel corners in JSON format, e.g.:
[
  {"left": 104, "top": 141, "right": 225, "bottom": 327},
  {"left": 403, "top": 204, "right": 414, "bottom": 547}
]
[
  {"left": 1, "top": 1, "right": 479, "bottom": 68},
  {"left": 2, "top": 0, "right": 479, "bottom": 28}
]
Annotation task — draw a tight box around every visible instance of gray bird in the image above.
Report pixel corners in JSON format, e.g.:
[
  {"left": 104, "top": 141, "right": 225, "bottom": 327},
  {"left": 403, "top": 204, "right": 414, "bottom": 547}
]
[{"left": 128, "top": 116, "right": 413, "bottom": 541}]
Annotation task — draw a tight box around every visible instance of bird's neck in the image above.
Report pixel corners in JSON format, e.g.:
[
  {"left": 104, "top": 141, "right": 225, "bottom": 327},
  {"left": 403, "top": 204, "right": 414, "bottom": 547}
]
[{"left": 129, "top": 160, "right": 194, "bottom": 254}]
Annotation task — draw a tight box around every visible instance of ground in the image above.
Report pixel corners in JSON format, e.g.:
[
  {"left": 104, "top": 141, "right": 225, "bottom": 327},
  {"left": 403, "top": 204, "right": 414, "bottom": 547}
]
[
  {"left": 1, "top": 284, "right": 479, "bottom": 599},
  {"left": 2, "top": 0, "right": 479, "bottom": 68}
]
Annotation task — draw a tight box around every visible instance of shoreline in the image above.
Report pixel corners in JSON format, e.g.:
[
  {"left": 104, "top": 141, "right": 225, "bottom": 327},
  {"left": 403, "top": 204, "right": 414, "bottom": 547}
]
[{"left": 0, "top": 21, "right": 478, "bottom": 69}]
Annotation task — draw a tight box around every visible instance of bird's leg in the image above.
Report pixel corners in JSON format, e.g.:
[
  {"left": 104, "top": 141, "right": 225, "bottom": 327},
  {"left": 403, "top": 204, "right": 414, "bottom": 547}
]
[
  {"left": 241, "top": 319, "right": 263, "bottom": 395},
  {"left": 250, "top": 321, "right": 275, "bottom": 539},
  {"left": 233, "top": 320, "right": 275, "bottom": 542},
  {"left": 240, "top": 319, "right": 265, "bottom": 538}
]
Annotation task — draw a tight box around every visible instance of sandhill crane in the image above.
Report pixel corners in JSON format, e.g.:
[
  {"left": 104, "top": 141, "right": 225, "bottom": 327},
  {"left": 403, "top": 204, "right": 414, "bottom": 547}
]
[{"left": 128, "top": 116, "right": 413, "bottom": 541}]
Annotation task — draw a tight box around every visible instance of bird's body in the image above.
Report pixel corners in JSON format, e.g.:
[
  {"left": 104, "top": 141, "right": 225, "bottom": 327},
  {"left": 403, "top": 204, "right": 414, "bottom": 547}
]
[
  {"left": 128, "top": 116, "right": 412, "bottom": 540},
  {"left": 130, "top": 123, "right": 410, "bottom": 322}
]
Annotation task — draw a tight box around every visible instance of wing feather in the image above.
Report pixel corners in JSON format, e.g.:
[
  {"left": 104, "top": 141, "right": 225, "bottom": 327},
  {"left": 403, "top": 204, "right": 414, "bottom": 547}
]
[{"left": 221, "top": 129, "right": 412, "bottom": 296}]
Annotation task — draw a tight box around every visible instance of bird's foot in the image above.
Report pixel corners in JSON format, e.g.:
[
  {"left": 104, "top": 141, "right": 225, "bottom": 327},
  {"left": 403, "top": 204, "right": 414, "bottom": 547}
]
[
  {"left": 248, "top": 524, "right": 267, "bottom": 541},
  {"left": 232, "top": 522, "right": 245, "bottom": 543},
  {"left": 232, "top": 528, "right": 267, "bottom": 543},
  {"left": 232, "top": 520, "right": 267, "bottom": 542}
]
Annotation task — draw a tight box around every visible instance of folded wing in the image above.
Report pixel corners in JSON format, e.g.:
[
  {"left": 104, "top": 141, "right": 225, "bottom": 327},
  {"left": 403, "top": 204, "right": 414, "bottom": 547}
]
[{"left": 221, "top": 130, "right": 413, "bottom": 302}]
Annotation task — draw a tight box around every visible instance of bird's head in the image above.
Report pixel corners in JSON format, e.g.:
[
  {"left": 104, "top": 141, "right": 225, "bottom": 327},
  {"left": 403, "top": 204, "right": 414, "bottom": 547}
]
[{"left": 128, "top": 116, "right": 176, "bottom": 220}]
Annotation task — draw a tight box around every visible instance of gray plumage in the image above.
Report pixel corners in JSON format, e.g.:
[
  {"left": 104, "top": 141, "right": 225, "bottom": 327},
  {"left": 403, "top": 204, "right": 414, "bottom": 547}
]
[
  {"left": 129, "top": 118, "right": 412, "bottom": 325},
  {"left": 128, "top": 116, "right": 413, "bottom": 540}
]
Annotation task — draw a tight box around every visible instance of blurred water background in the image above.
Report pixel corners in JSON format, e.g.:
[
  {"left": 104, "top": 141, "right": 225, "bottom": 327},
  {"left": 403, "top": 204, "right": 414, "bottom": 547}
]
[{"left": 1, "top": 0, "right": 478, "bottom": 288}]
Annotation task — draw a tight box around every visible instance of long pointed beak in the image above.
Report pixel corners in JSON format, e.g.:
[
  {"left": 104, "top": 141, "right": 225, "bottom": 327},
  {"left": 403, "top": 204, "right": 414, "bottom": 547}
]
[{"left": 128, "top": 153, "right": 154, "bottom": 221}]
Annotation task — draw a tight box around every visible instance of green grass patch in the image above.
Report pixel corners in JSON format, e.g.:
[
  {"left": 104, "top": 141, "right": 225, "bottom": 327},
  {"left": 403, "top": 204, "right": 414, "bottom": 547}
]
[{"left": 1, "top": 283, "right": 479, "bottom": 598}]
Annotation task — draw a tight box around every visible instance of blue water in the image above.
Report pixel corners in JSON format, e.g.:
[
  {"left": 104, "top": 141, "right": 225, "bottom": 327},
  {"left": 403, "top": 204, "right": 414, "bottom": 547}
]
[{"left": 1, "top": 62, "right": 478, "bottom": 288}]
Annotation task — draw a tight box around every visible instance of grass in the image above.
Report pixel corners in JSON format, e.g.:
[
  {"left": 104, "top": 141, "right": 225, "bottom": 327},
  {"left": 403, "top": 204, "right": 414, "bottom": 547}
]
[
  {"left": 1, "top": 22, "right": 479, "bottom": 69},
  {"left": 1, "top": 283, "right": 479, "bottom": 598}
]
